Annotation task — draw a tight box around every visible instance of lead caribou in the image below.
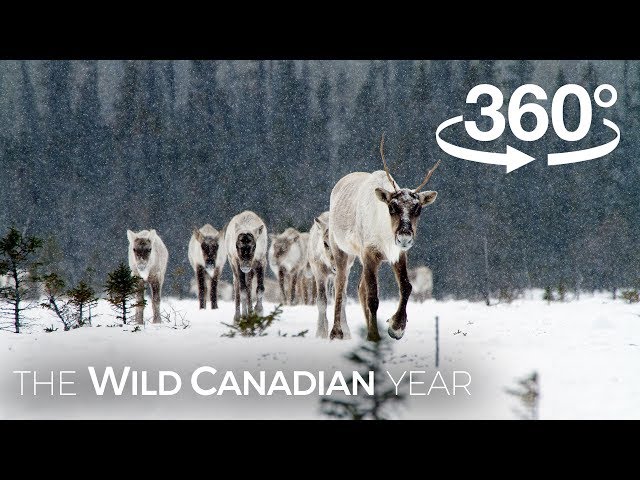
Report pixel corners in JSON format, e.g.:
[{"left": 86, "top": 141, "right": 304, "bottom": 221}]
[{"left": 329, "top": 135, "right": 440, "bottom": 341}]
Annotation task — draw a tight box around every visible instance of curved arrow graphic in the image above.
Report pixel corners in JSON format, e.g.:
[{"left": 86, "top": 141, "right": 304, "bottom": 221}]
[
  {"left": 435, "top": 115, "right": 535, "bottom": 173},
  {"left": 547, "top": 119, "right": 620, "bottom": 165}
]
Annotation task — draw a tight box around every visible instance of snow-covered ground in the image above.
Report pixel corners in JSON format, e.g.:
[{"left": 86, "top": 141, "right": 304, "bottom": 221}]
[{"left": 1, "top": 291, "right": 638, "bottom": 419}]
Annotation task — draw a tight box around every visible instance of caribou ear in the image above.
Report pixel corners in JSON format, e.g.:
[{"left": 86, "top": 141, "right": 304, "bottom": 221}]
[
  {"left": 314, "top": 216, "right": 327, "bottom": 229},
  {"left": 193, "top": 228, "right": 204, "bottom": 243},
  {"left": 127, "top": 229, "right": 135, "bottom": 243},
  {"left": 375, "top": 188, "right": 393, "bottom": 204},
  {"left": 148, "top": 229, "right": 157, "bottom": 241},
  {"left": 418, "top": 190, "right": 438, "bottom": 206}
]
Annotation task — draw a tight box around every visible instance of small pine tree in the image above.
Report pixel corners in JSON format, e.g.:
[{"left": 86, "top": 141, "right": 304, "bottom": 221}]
[
  {"left": 0, "top": 227, "right": 43, "bottom": 333},
  {"left": 498, "top": 287, "right": 516, "bottom": 304},
  {"left": 621, "top": 289, "right": 639, "bottom": 304},
  {"left": 221, "top": 305, "right": 282, "bottom": 337},
  {"left": 543, "top": 286, "right": 554, "bottom": 304},
  {"left": 321, "top": 328, "right": 405, "bottom": 420},
  {"left": 41, "top": 274, "right": 99, "bottom": 330},
  {"left": 104, "top": 263, "right": 144, "bottom": 325},
  {"left": 67, "top": 280, "right": 98, "bottom": 326},
  {"left": 505, "top": 371, "right": 539, "bottom": 420}
]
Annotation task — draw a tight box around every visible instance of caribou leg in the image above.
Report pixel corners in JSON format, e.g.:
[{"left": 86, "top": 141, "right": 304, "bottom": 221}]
[
  {"left": 330, "top": 247, "right": 353, "bottom": 340},
  {"left": 210, "top": 267, "right": 219, "bottom": 309},
  {"left": 389, "top": 251, "right": 412, "bottom": 340},
  {"left": 150, "top": 277, "right": 162, "bottom": 324},
  {"left": 311, "top": 279, "right": 317, "bottom": 304},
  {"left": 232, "top": 262, "right": 241, "bottom": 322},
  {"left": 362, "top": 248, "right": 382, "bottom": 342},
  {"left": 290, "top": 272, "right": 298, "bottom": 305},
  {"left": 196, "top": 265, "right": 207, "bottom": 309},
  {"left": 314, "top": 270, "right": 329, "bottom": 338},
  {"left": 246, "top": 268, "right": 255, "bottom": 315},
  {"left": 134, "top": 277, "right": 145, "bottom": 325},
  {"left": 278, "top": 267, "right": 288, "bottom": 305},
  {"left": 254, "top": 260, "right": 265, "bottom": 316},
  {"left": 358, "top": 274, "right": 369, "bottom": 327},
  {"left": 238, "top": 261, "right": 250, "bottom": 317}
]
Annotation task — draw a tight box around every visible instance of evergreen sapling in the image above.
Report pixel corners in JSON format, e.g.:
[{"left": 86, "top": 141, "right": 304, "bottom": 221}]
[
  {"left": 221, "top": 304, "right": 282, "bottom": 337},
  {"left": 505, "top": 371, "right": 539, "bottom": 420},
  {"left": 321, "top": 327, "right": 405, "bottom": 420},
  {"left": 67, "top": 280, "right": 98, "bottom": 326},
  {"left": 0, "top": 227, "right": 43, "bottom": 333},
  {"left": 105, "top": 263, "right": 145, "bottom": 325}
]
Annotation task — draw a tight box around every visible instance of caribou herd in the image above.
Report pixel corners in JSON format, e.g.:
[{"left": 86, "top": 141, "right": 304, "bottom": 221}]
[{"left": 126, "top": 136, "right": 439, "bottom": 341}]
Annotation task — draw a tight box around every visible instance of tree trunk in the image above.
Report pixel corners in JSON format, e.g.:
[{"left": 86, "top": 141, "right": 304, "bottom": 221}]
[{"left": 12, "top": 264, "right": 20, "bottom": 334}]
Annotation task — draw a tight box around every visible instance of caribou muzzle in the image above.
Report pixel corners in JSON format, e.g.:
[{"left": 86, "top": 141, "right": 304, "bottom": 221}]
[
  {"left": 395, "top": 233, "right": 414, "bottom": 250},
  {"left": 395, "top": 221, "right": 415, "bottom": 250}
]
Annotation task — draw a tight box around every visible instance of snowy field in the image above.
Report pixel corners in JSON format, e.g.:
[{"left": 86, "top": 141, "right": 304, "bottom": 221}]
[{"left": 1, "top": 291, "right": 638, "bottom": 419}]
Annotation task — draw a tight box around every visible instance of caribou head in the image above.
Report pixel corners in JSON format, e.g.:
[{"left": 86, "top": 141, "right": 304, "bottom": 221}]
[
  {"left": 127, "top": 229, "right": 158, "bottom": 280},
  {"left": 193, "top": 227, "right": 219, "bottom": 277},
  {"left": 236, "top": 226, "right": 264, "bottom": 273},
  {"left": 313, "top": 215, "right": 337, "bottom": 274},
  {"left": 374, "top": 134, "right": 440, "bottom": 250}
]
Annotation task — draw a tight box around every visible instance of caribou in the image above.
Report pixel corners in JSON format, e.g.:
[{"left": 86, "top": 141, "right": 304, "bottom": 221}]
[
  {"left": 127, "top": 229, "right": 169, "bottom": 324},
  {"left": 328, "top": 135, "right": 440, "bottom": 341},
  {"left": 409, "top": 265, "right": 434, "bottom": 302},
  {"left": 268, "top": 228, "right": 306, "bottom": 305},
  {"left": 224, "top": 210, "right": 268, "bottom": 321},
  {"left": 308, "top": 211, "right": 337, "bottom": 338},
  {"left": 188, "top": 224, "right": 227, "bottom": 309},
  {"left": 296, "top": 232, "right": 317, "bottom": 305}
]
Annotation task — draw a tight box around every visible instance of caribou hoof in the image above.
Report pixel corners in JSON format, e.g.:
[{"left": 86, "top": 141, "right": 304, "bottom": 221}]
[
  {"left": 211, "top": 304, "right": 218, "bottom": 310},
  {"left": 387, "top": 325, "right": 405, "bottom": 340},
  {"left": 329, "top": 327, "right": 344, "bottom": 340},
  {"left": 367, "top": 331, "right": 382, "bottom": 342}
]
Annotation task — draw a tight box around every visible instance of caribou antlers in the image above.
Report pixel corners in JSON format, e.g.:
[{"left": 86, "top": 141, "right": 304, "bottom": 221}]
[
  {"left": 414, "top": 159, "right": 441, "bottom": 193},
  {"left": 380, "top": 133, "right": 440, "bottom": 193},
  {"left": 380, "top": 133, "right": 398, "bottom": 192}
]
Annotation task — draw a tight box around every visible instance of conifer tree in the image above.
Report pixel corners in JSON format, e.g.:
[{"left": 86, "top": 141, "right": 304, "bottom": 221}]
[
  {"left": 0, "top": 227, "right": 43, "bottom": 333},
  {"left": 67, "top": 280, "right": 98, "bottom": 326},
  {"left": 42, "top": 273, "right": 98, "bottom": 330},
  {"left": 321, "top": 328, "right": 405, "bottom": 420},
  {"left": 104, "top": 263, "right": 144, "bottom": 325}
]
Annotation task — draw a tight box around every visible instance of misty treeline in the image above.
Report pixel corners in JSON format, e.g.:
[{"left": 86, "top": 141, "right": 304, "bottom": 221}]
[{"left": 0, "top": 60, "right": 638, "bottom": 300}]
